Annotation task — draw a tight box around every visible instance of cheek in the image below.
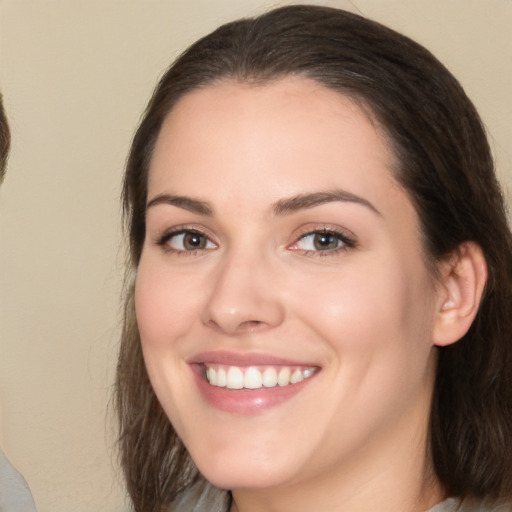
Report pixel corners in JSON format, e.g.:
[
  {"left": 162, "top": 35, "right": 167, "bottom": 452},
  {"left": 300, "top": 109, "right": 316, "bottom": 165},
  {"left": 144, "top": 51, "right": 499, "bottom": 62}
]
[
  {"left": 289, "top": 256, "right": 435, "bottom": 366},
  {"left": 134, "top": 257, "right": 200, "bottom": 354},
  {"left": 134, "top": 257, "right": 201, "bottom": 428},
  {"left": 293, "top": 259, "right": 436, "bottom": 424}
]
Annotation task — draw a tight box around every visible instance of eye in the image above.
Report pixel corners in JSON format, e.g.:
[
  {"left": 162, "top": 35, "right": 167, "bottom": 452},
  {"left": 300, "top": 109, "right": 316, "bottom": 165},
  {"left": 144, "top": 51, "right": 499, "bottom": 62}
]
[
  {"left": 290, "top": 229, "right": 356, "bottom": 254},
  {"left": 160, "top": 229, "right": 216, "bottom": 252},
  {"left": 298, "top": 232, "right": 342, "bottom": 251}
]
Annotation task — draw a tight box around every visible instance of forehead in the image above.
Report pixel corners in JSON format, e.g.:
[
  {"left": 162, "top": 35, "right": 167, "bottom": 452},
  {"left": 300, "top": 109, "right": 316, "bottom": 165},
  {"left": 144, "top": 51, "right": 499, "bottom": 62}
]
[{"left": 148, "top": 78, "right": 398, "bottom": 202}]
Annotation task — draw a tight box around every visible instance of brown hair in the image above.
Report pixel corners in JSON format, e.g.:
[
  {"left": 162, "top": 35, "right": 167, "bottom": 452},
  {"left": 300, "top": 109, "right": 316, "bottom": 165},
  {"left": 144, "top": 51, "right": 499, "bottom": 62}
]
[
  {"left": 0, "top": 94, "right": 10, "bottom": 183},
  {"left": 116, "top": 5, "right": 512, "bottom": 511}
]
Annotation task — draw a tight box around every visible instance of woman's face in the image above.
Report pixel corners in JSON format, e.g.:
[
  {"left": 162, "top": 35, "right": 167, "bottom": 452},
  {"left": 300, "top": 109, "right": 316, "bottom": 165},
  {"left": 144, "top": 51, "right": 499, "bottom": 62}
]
[{"left": 136, "top": 78, "right": 441, "bottom": 492}]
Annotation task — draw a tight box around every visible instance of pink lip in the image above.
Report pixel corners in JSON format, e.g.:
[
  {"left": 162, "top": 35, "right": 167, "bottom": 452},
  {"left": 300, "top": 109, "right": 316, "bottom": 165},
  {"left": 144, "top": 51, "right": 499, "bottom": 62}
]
[
  {"left": 188, "top": 350, "right": 313, "bottom": 367},
  {"left": 188, "top": 351, "right": 319, "bottom": 416}
]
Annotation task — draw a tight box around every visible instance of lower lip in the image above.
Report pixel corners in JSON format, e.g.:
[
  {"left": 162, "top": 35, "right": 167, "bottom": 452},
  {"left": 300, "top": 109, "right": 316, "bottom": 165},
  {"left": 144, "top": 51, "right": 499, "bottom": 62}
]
[{"left": 191, "top": 365, "right": 316, "bottom": 415}]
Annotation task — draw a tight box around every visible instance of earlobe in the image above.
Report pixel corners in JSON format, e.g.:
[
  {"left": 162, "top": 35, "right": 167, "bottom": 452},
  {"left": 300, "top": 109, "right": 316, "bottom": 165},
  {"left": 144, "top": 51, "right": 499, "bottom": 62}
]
[{"left": 433, "top": 241, "right": 488, "bottom": 347}]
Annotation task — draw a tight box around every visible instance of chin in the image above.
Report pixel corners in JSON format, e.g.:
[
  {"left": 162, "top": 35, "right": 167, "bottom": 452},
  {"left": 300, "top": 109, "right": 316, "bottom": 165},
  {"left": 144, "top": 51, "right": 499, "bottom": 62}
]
[
  {"left": 201, "top": 468, "right": 290, "bottom": 491},
  {"left": 192, "top": 449, "right": 299, "bottom": 491}
]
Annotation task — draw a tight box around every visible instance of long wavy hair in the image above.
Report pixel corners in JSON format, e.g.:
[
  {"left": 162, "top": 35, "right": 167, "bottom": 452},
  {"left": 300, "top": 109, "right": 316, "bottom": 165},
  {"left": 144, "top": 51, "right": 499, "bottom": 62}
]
[{"left": 116, "top": 5, "right": 512, "bottom": 511}]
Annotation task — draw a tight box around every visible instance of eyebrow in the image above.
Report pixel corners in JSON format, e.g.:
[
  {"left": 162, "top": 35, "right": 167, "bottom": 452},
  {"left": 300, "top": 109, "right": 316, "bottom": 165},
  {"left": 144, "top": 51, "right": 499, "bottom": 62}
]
[
  {"left": 146, "top": 189, "right": 380, "bottom": 217},
  {"left": 146, "top": 194, "right": 214, "bottom": 216},
  {"left": 272, "top": 190, "right": 381, "bottom": 217}
]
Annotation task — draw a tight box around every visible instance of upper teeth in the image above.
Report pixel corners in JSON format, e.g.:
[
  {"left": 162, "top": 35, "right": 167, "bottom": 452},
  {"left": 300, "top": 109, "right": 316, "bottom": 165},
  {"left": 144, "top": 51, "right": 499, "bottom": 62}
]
[{"left": 205, "top": 365, "right": 316, "bottom": 389}]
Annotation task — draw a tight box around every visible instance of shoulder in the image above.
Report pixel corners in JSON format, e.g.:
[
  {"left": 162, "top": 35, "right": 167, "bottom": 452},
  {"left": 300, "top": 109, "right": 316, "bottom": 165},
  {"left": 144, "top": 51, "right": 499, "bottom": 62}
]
[
  {"left": 473, "top": 499, "right": 512, "bottom": 512},
  {"left": 428, "top": 497, "right": 512, "bottom": 512},
  {"left": 170, "top": 478, "right": 230, "bottom": 512},
  {"left": 0, "top": 449, "right": 38, "bottom": 511}
]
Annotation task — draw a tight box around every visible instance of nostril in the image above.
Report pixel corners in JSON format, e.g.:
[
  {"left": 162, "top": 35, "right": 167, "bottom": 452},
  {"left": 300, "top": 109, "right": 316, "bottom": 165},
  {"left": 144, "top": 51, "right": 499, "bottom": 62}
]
[
  {"left": 205, "top": 317, "right": 266, "bottom": 334},
  {"left": 239, "top": 320, "right": 264, "bottom": 332}
]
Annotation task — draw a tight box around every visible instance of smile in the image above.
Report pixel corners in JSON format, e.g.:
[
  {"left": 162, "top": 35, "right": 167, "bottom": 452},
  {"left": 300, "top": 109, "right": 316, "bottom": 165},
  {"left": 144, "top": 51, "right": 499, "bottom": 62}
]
[
  {"left": 205, "top": 364, "right": 317, "bottom": 389},
  {"left": 189, "top": 353, "right": 320, "bottom": 414}
]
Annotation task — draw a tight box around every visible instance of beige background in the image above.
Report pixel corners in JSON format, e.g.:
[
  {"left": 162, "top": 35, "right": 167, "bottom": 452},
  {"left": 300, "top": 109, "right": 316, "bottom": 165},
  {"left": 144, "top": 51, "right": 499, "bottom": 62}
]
[{"left": 0, "top": 1, "right": 510, "bottom": 511}]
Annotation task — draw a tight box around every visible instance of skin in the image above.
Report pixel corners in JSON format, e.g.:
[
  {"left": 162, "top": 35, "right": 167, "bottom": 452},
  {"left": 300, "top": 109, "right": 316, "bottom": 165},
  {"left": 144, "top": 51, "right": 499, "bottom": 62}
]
[{"left": 136, "top": 78, "right": 449, "bottom": 511}]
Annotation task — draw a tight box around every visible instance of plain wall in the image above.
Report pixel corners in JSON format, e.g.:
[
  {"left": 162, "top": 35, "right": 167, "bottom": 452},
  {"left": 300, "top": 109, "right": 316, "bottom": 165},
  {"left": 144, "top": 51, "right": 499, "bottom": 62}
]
[{"left": 0, "top": 1, "right": 510, "bottom": 511}]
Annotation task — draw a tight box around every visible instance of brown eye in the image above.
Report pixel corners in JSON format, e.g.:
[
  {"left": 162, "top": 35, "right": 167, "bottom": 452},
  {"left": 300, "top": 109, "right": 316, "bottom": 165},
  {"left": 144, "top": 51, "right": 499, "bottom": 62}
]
[
  {"left": 290, "top": 228, "right": 357, "bottom": 255},
  {"left": 182, "top": 232, "right": 207, "bottom": 250},
  {"left": 312, "top": 233, "right": 340, "bottom": 250},
  {"left": 296, "top": 231, "right": 344, "bottom": 252},
  {"left": 164, "top": 230, "right": 215, "bottom": 252}
]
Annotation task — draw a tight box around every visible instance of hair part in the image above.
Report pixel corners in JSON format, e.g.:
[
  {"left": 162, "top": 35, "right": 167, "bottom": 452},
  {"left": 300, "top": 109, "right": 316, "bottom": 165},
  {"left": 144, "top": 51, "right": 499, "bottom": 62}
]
[{"left": 117, "top": 6, "right": 512, "bottom": 510}]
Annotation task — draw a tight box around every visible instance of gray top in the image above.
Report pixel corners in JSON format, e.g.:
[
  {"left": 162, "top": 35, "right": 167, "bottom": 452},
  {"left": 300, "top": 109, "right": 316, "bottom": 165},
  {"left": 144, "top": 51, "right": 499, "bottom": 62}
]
[
  {"left": 428, "top": 497, "right": 512, "bottom": 512},
  {"left": 171, "top": 480, "right": 229, "bottom": 512},
  {"left": 171, "top": 479, "right": 512, "bottom": 512},
  {"left": 0, "top": 449, "right": 37, "bottom": 512}
]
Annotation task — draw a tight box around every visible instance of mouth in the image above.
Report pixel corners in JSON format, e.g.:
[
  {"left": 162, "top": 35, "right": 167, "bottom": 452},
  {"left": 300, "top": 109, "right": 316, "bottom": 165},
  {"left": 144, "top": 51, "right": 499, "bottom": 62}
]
[
  {"left": 189, "top": 352, "right": 320, "bottom": 415},
  {"left": 204, "top": 364, "right": 317, "bottom": 389}
]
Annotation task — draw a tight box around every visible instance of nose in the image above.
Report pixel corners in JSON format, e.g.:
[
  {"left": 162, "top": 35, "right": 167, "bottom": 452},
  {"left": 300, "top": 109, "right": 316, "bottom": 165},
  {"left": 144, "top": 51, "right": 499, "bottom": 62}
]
[{"left": 201, "top": 250, "right": 285, "bottom": 335}]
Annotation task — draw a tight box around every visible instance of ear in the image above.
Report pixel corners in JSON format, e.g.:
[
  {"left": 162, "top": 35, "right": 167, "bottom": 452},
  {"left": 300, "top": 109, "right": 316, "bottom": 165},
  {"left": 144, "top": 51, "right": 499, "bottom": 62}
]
[{"left": 433, "top": 241, "right": 488, "bottom": 347}]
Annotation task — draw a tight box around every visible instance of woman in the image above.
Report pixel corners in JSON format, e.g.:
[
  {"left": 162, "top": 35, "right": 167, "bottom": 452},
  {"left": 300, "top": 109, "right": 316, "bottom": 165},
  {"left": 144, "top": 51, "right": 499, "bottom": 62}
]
[{"left": 116, "top": 5, "right": 512, "bottom": 511}]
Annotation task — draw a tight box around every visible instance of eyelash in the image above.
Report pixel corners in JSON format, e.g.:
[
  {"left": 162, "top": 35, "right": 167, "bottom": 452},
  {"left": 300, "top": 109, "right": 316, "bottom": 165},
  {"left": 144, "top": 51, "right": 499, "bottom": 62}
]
[
  {"left": 289, "top": 227, "right": 357, "bottom": 257},
  {"left": 155, "top": 226, "right": 357, "bottom": 257},
  {"left": 157, "top": 227, "right": 216, "bottom": 256}
]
